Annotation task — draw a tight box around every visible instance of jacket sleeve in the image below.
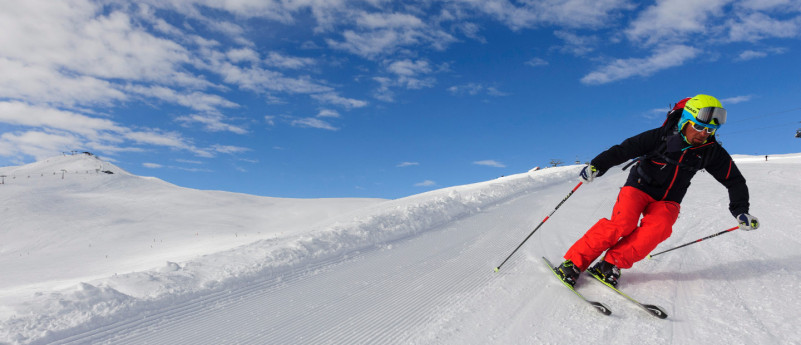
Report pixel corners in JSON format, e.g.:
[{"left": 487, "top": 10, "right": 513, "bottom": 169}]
[
  {"left": 590, "top": 128, "right": 664, "bottom": 174},
  {"left": 705, "top": 146, "right": 750, "bottom": 217}
]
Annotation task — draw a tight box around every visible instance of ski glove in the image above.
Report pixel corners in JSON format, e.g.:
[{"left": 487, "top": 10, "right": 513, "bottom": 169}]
[
  {"left": 737, "top": 213, "right": 760, "bottom": 230},
  {"left": 579, "top": 164, "right": 600, "bottom": 183}
]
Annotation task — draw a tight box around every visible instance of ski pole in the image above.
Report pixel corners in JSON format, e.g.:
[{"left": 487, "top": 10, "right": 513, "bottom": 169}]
[
  {"left": 647, "top": 226, "right": 739, "bottom": 259},
  {"left": 494, "top": 181, "right": 583, "bottom": 272}
]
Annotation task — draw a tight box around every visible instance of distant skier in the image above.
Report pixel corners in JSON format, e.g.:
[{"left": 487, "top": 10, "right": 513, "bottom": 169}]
[{"left": 555, "top": 94, "right": 760, "bottom": 287}]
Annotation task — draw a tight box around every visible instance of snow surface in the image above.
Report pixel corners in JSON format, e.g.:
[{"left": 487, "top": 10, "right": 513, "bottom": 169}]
[{"left": 1, "top": 153, "right": 800, "bottom": 344}]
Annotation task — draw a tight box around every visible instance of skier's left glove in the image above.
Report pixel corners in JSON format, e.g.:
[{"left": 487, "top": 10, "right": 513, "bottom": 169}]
[
  {"left": 737, "top": 213, "right": 760, "bottom": 230},
  {"left": 579, "top": 164, "right": 601, "bottom": 183}
]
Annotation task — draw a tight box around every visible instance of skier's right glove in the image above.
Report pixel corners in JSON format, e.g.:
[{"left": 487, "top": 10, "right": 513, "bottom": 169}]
[
  {"left": 579, "top": 164, "right": 600, "bottom": 183},
  {"left": 737, "top": 213, "right": 760, "bottom": 230}
]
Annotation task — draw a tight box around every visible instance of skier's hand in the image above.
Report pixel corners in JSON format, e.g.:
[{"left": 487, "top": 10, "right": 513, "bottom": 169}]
[
  {"left": 579, "top": 164, "right": 600, "bottom": 183},
  {"left": 737, "top": 213, "right": 759, "bottom": 230}
]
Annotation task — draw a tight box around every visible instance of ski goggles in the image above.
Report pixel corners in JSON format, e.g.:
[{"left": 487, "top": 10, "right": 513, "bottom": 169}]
[
  {"left": 688, "top": 120, "right": 716, "bottom": 135},
  {"left": 693, "top": 106, "right": 727, "bottom": 125}
]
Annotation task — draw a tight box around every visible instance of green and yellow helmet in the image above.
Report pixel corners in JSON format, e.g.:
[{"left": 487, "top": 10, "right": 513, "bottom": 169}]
[{"left": 679, "top": 94, "right": 727, "bottom": 133}]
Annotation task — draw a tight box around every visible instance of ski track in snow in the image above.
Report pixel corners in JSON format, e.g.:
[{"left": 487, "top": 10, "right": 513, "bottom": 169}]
[
  {"left": 38, "top": 174, "right": 564, "bottom": 344},
  {"left": 3, "top": 153, "right": 801, "bottom": 344}
]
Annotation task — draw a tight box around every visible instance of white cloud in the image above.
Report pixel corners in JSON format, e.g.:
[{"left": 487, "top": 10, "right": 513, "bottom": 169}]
[
  {"left": 143, "top": 162, "right": 163, "bottom": 169},
  {"left": 525, "top": 57, "right": 549, "bottom": 67},
  {"left": 0, "top": 0, "right": 366, "bottom": 144},
  {"left": 0, "top": 130, "right": 81, "bottom": 160},
  {"left": 226, "top": 48, "right": 260, "bottom": 63},
  {"left": 175, "top": 159, "right": 203, "bottom": 164},
  {"left": 727, "top": 12, "right": 801, "bottom": 42},
  {"left": 722, "top": 95, "right": 753, "bottom": 105},
  {"left": 414, "top": 180, "right": 436, "bottom": 187},
  {"left": 0, "top": 57, "right": 128, "bottom": 108},
  {"left": 206, "top": 21, "right": 247, "bottom": 40},
  {"left": 325, "top": 15, "right": 456, "bottom": 59},
  {"left": 625, "top": 0, "right": 729, "bottom": 45},
  {"left": 371, "top": 77, "right": 396, "bottom": 102},
  {"left": 0, "top": 101, "right": 122, "bottom": 138},
  {"left": 734, "top": 48, "right": 787, "bottom": 61},
  {"left": 148, "top": 0, "right": 630, "bottom": 35},
  {"left": 326, "top": 29, "right": 409, "bottom": 58},
  {"left": 644, "top": 108, "right": 669, "bottom": 120},
  {"left": 0, "top": 2, "right": 199, "bottom": 87},
  {"left": 448, "top": 83, "right": 508, "bottom": 97},
  {"left": 452, "top": 0, "right": 633, "bottom": 30},
  {"left": 402, "top": 76, "right": 437, "bottom": 90},
  {"left": 441, "top": 1, "right": 535, "bottom": 31},
  {"left": 317, "top": 109, "right": 341, "bottom": 118},
  {"left": 736, "top": 0, "right": 799, "bottom": 11},
  {"left": 625, "top": 0, "right": 801, "bottom": 48},
  {"left": 125, "top": 85, "right": 239, "bottom": 113},
  {"left": 448, "top": 83, "right": 483, "bottom": 96},
  {"left": 144, "top": 161, "right": 217, "bottom": 172},
  {"left": 367, "top": 58, "right": 440, "bottom": 97},
  {"left": 387, "top": 59, "right": 432, "bottom": 76},
  {"left": 214, "top": 62, "right": 332, "bottom": 95},
  {"left": 553, "top": 31, "right": 598, "bottom": 56},
  {"left": 291, "top": 118, "right": 339, "bottom": 131},
  {"left": 0, "top": 0, "right": 263, "bottom": 162},
  {"left": 147, "top": 0, "right": 293, "bottom": 22},
  {"left": 473, "top": 160, "right": 506, "bottom": 168},
  {"left": 543, "top": 0, "right": 635, "bottom": 28},
  {"left": 356, "top": 11, "right": 425, "bottom": 29},
  {"left": 397, "top": 162, "right": 419, "bottom": 167},
  {"left": 275, "top": 108, "right": 346, "bottom": 131},
  {"left": 122, "top": 130, "right": 194, "bottom": 151},
  {"left": 311, "top": 93, "right": 368, "bottom": 109},
  {"left": 0, "top": 101, "right": 230, "bottom": 160},
  {"left": 211, "top": 145, "right": 251, "bottom": 154},
  {"left": 581, "top": 45, "right": 699, "bottom": 85},
  {"left": 452, "top": 21, "right": 486, "bottom": 43},
  {"left": 264, "top": 52, "right": 316, "bottom": 69},
  {"left": 175, "top": 114, "right": 248, "bottom": 134},
  {"left": 137, "top": 4, "right": 184, "bottom": 37},
  {"left": 736, "top": 50, "right": 769, "bottom": 61}
]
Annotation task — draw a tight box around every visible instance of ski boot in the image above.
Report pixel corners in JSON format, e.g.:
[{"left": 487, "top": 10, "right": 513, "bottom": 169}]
[
  {"left": 588, "top": 260, "right": 621, "bottom": 287},
  {"left": 555, "top": 260, "right": 581, "bottom": 287}
]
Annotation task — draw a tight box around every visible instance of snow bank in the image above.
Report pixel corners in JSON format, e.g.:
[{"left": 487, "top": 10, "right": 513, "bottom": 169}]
[{"left": 0, "top": 155, "right": 577, "bottom": 344}]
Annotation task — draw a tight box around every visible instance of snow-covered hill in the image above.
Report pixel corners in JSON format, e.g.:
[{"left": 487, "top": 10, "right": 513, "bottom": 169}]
[{"left": 1, "top": 153, "right": 800, "bottom": 344}]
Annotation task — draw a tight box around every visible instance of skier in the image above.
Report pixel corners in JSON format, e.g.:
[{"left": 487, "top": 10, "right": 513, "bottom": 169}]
[{"left": 555, "top": 94, "right": 760, "bottom": 287}]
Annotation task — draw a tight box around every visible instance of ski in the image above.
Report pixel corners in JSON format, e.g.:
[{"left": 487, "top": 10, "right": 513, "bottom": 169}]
[
  {"left": 586, "top": 270, "right": 668, "bottom": 319},
  {"left": 542, "top": 257, "right": 611, "bottom": 316}
]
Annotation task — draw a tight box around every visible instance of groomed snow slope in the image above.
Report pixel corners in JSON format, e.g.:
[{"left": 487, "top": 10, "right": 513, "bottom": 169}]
[{"left": 1, "top": 153, "right": 800, "bottom": 344}]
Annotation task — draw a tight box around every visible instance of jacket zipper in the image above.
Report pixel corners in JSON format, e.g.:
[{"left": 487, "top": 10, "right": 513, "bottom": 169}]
[{"left": 661, "top": 150, "right": 687, "bottom": 201}]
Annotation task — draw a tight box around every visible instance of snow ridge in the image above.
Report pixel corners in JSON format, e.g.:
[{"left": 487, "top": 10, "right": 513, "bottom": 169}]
[{"left": 0, "top": 155, "right": 576, "bottom": 344}]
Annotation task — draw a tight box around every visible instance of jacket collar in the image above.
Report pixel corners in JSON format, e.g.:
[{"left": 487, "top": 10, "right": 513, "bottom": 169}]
[{"left": 666, "top": 132, "right": 717, "bottom": 152}]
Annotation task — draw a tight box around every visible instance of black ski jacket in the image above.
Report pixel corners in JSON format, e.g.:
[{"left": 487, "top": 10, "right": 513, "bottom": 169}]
[{"left": 590, "top": 127, "right": 750, "bottom": 217}]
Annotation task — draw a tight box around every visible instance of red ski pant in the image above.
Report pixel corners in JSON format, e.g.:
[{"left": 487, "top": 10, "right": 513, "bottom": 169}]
[{"left": 564, "top": 186, "right": 680, "bottom": 271}]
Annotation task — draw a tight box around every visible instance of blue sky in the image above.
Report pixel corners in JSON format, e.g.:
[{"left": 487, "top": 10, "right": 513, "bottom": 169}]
[{"left": 1, "top": 0, "right": 800, "bottom": 199}]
